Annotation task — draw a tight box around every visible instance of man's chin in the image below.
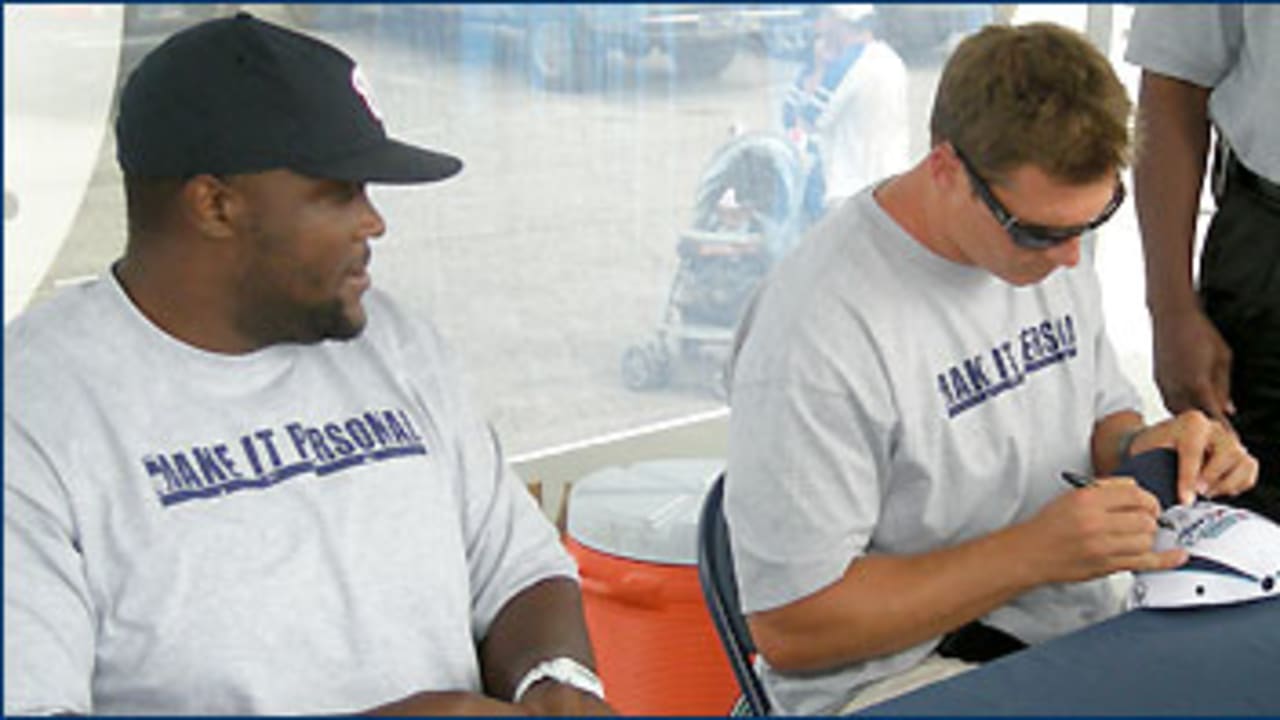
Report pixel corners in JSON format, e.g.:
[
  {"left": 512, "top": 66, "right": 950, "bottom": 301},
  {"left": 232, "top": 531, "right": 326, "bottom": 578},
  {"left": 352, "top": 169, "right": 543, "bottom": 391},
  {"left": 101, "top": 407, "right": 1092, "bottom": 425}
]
[
  {"left": 306, "top": 301, "right": 367, "bottom": 343},
  {"left": 999, "top": 266, "right": 1057, "bottom": 287},
  {"left": 326, "top": 312, "right": 367, "bottom": 341}
]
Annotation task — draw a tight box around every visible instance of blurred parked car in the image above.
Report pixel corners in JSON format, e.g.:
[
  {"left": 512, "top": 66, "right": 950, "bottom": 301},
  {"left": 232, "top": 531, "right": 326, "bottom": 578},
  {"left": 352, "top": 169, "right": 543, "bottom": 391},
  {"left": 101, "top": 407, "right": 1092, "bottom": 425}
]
[
  {"left": 405, "top": 4, "right": 801, "bottom": 90},
  {"left": 115, "top": 4, "right": 819, "bottom": 92}
]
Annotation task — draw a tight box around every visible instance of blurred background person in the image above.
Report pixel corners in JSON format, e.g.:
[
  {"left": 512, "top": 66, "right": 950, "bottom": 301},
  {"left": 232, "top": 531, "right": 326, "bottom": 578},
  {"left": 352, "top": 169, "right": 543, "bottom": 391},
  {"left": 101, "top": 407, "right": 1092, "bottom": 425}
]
[{"left": 782, "top": 4, "right": 909, "bottom": 220}]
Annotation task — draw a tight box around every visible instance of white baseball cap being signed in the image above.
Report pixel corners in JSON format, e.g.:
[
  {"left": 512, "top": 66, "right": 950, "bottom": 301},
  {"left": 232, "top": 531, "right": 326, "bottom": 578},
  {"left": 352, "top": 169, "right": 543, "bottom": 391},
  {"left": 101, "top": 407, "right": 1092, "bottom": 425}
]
[{"left": 1131, "top": 502, "right": 1280, "bottom": 609}]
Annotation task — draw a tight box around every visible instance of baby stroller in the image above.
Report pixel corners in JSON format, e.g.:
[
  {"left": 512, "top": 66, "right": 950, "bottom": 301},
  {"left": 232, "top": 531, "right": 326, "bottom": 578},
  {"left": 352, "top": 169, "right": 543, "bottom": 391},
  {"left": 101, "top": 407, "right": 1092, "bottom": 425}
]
[{"left": 622, "top": 131, "right": 808, "bottom": 395}]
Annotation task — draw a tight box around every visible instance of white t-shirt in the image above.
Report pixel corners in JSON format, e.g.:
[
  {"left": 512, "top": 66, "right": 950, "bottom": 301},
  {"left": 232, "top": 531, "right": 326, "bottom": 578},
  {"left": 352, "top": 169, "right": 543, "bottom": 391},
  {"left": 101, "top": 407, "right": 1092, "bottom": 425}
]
[
  {"left": 1126, "top": 4, "right": 1280, "bottom": 181},
  {"left": 726, "top": 188, "right": 1141, "bottom": 715},
  {"left": 814, "top": 40, "right": 910, "bottom": 206},
  {"left": 4, "top": 274, "right": 576, "bottom": 715}
]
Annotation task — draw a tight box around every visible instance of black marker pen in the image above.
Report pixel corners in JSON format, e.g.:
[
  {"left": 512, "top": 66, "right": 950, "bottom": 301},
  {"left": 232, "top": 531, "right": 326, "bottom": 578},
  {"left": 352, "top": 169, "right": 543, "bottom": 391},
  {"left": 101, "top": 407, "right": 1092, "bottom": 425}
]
[{"left": 1061, "top": 471, "right": 1094, "bottom": 489}]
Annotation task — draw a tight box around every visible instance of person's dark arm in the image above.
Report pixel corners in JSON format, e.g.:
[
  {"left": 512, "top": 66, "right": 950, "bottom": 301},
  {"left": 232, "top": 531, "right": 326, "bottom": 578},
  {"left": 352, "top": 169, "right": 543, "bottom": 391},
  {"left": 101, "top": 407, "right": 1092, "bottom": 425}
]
[
  {"left": 364, "top": 578, "right": 611, "bottom": 716},
  {"left": 1133, "top": 70, "right": 1234, "bottom": 422},
  {"left": 478, "top": 577, "right": 613, "bottom": 716}
]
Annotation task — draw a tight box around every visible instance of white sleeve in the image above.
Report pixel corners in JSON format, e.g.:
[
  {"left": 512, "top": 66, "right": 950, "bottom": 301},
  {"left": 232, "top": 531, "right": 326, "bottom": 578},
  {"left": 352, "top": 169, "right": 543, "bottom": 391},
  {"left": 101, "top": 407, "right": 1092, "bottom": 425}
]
[
  {"left": 1076, "top": 251, "right": 1142, "bottom": 421},
  {"left": 1125, "top": 5, "right": 1244, "bottom": 88},
  {"left": 406, "top": 322, "right": 576, "bottom": 642},
  {"left": 456, "top": 410, "right": 578, "bottom": 641},
  {"left": 726, "top": 295, "right": 894, "bottom": 614},
  {"left": 1092, "top": 324, "right": 1143, "bottom": 422},
  {"left": 4, "top": 413, "right": 95, "bottom": 715}
]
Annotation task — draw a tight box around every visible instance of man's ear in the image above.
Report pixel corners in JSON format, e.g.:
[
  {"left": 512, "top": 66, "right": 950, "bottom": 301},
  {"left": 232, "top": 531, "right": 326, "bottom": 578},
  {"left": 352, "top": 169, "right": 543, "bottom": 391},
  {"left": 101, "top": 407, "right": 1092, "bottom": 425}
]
[
  {"left": 926, "top": 143, "right": 964, "bottom": 191},
  {"left": 180, "top": 174, "right": 240, "bottom": 239}
]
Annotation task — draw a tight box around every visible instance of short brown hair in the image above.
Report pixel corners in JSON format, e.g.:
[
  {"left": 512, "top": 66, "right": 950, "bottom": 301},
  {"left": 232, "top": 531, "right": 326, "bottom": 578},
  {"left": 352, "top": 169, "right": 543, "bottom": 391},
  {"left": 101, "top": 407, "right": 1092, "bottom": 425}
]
[{"left": 929, "top": 23, "right": 1131, "bottom": 184}]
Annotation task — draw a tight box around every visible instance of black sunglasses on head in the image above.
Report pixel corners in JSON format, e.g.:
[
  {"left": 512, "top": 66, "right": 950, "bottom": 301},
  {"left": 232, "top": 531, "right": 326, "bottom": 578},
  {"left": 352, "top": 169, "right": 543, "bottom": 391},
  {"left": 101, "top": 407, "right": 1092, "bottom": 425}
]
[{"left": 953, "top": 145, "right": 1126, "bottom": 250}]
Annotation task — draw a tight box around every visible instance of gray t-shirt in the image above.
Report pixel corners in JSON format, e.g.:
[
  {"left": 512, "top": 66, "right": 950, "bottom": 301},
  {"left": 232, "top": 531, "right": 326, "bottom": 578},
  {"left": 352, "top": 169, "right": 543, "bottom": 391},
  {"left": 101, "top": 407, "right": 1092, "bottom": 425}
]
[
  {"left": 726, "top": 189, "right": 1140, "bottom": 715},
  {"left": 1126, "top": 4, "right": 1280, "bottom": 181},
  {"left": 4, "top": 275, "right": 576, "bottom": 714}
]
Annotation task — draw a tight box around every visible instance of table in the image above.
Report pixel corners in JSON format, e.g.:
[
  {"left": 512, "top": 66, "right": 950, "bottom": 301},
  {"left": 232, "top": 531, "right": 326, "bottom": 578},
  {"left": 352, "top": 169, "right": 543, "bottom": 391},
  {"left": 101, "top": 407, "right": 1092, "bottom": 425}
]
[{"left": 860, "top": 598, "right": 1280, "bottom": 715}]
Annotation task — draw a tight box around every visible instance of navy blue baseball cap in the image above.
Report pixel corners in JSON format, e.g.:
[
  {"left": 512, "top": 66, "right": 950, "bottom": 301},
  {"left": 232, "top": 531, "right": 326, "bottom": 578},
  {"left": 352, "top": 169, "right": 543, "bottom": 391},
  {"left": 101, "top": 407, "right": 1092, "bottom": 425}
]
[{"left": 116, "top": 12, "right": 462, "bottom": 183}]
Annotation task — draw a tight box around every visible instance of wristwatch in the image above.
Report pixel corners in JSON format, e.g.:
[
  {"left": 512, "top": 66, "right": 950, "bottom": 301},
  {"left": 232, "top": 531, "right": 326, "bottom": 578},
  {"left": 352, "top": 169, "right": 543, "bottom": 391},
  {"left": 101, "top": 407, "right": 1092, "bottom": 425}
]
[{"left": 512, "top": 657, "right": 606, "bottom": 703}]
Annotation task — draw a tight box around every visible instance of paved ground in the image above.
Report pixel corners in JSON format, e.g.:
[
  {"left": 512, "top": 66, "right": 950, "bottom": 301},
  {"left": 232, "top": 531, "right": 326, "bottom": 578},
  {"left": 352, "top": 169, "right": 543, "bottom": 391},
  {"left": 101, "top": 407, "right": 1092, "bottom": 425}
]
[{"left": 11, "top": 7, "right": 1172, "bottom": 459}]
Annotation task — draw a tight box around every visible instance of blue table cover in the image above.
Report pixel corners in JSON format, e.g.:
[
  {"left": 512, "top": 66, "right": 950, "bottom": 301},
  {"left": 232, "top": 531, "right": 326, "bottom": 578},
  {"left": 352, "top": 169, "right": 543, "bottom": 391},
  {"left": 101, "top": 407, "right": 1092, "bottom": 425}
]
[{"left": 861, "top": 597, "right": 1280, "bottom": 715}]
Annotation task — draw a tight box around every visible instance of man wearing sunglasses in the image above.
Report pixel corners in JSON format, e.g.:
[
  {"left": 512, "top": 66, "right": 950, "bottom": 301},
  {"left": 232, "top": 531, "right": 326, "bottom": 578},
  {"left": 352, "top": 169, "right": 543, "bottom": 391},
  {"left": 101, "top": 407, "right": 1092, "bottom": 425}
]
[{"left": 724, "top": 23, "right": 1257, "bottom": 715}]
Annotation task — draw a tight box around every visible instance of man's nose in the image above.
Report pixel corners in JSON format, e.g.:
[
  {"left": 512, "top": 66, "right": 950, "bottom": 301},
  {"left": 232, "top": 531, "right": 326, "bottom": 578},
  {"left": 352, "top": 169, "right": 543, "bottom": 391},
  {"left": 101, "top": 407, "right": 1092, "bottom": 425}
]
[{"left": 359, "top": 191, "right": 386, "bottom": 239}]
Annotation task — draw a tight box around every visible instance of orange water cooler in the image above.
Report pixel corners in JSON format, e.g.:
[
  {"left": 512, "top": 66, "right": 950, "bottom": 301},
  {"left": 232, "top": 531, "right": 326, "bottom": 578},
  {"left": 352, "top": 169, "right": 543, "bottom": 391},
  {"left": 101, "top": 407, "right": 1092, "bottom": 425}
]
[{"left": 565, "top": 459, "right": 738, "bottom": 716}]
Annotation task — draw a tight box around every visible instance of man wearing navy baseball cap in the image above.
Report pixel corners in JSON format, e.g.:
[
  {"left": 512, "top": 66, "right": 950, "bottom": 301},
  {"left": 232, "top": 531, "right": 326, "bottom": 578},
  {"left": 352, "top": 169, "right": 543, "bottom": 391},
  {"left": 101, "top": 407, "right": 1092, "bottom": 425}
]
[{"left": 5, "top": 14, "right": 612, "bottom": 716}]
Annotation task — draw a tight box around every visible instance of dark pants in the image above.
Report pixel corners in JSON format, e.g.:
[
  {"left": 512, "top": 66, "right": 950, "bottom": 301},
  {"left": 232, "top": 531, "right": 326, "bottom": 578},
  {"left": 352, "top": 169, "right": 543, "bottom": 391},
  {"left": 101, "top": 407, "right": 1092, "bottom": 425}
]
[
  {"left": 1200, "top": 158, "right": 1280, "bottom": 521},
  {"left": 937, "top": 622, "right": 1026, "bottom": 663}
]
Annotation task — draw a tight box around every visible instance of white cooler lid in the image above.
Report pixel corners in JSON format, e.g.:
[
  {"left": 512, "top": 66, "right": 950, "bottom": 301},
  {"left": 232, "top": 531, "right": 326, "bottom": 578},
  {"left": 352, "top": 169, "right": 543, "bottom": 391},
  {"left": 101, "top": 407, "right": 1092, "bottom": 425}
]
[{"left": 567, "top": 458, "right": 723, "bottom": 565}]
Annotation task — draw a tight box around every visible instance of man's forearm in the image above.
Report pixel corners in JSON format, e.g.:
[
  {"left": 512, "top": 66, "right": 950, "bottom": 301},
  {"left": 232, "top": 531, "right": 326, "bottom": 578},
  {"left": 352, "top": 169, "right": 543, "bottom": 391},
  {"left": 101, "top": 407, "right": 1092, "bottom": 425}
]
[
  {"left": 747, "top": 525, "right": 1044, "bottom": 673},
  {"left": 1133, "top": 71, "right": 1212, "bottom": 316},
  {"left": 747, "top": 444, "right": 1175, "bottom": 674}
]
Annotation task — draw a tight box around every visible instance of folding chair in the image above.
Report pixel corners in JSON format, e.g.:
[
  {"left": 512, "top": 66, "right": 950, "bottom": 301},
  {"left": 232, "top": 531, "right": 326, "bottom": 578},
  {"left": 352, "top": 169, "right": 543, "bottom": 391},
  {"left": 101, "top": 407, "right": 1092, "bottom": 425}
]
[{"left": 697, "top": 473, "right": 771, "bottom": 716}]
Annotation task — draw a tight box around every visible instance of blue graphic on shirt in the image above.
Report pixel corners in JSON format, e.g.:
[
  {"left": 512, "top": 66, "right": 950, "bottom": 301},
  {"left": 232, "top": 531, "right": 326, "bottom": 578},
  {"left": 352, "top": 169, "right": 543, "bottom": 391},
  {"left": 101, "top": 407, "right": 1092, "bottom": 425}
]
[
  {"left": 142, "top": 408, "right": 426, "bottom": 507},
  {"left": 935, "top": 314, "right": 1078, "bottom": 419}
]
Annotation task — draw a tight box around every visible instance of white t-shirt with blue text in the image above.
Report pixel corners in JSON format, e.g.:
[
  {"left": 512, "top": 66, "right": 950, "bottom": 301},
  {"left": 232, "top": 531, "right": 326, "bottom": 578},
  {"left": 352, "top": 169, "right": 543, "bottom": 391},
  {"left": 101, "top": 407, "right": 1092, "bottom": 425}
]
[
  {"left": 4, "top": 276, "right": 575, "bottom": 715},
  {"left": 726, "top": 188, "right": 1141, "bottom": 714}
]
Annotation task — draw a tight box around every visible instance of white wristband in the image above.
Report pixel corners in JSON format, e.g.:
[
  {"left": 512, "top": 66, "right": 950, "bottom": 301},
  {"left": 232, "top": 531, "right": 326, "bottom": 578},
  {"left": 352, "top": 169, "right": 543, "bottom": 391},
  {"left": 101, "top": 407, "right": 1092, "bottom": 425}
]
[{"left": 512, "top": 657, "right": 606, "bottom": 703}]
